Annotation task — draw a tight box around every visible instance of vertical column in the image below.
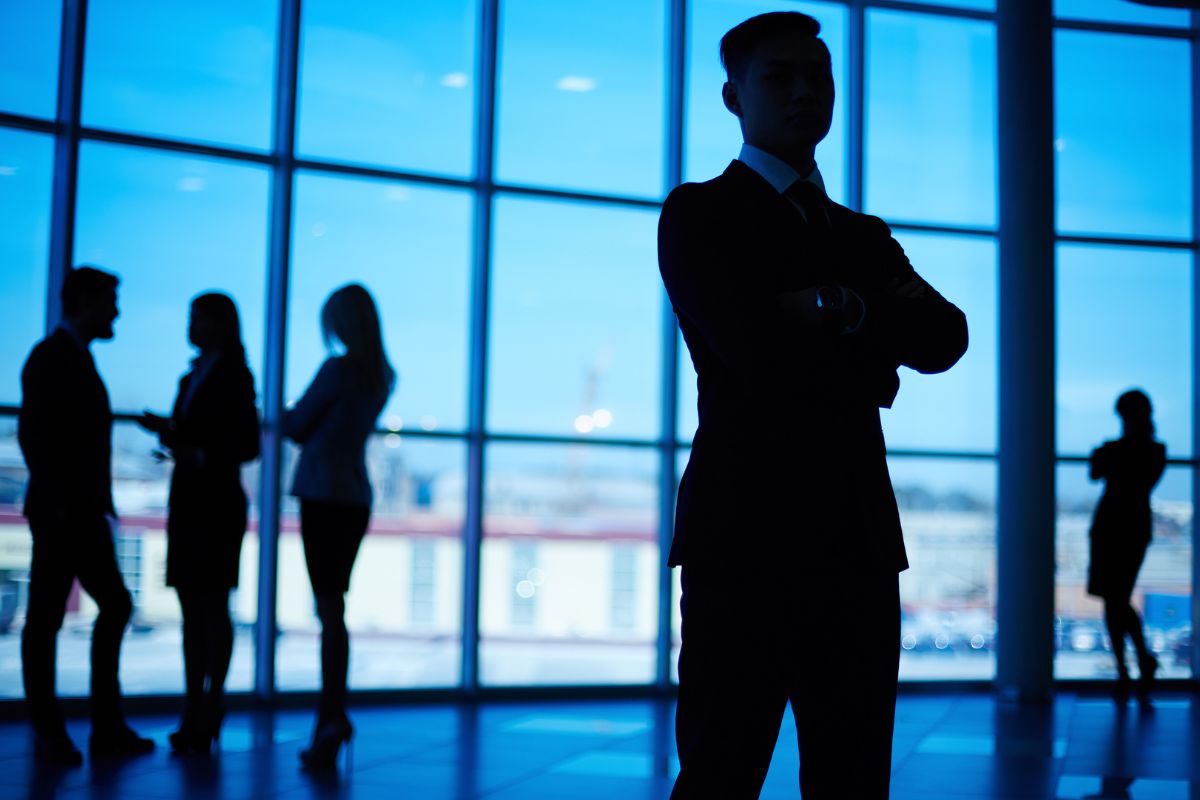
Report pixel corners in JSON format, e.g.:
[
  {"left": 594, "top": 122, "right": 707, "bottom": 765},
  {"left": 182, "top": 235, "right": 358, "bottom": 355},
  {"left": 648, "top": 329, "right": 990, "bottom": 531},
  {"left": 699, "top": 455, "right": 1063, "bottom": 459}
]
[
  {"left": 46, "top": 0, "right": 88, "bottom": 331},
  {"left": 996, "top": 0, "right": 1056, "bottom": 701},
  {"left": 1190, "top": 11, "right": 1199, "bottom": 685},
  {"left": 254, "top": 0, "right": 301, "bottom": 701},
  {"left": 657, "top": 0, "right": 685, "bottom": 690},
  {"left": 461, "top": 0, "right": 500, "bottom": 695},
  {"left": 846, "top": 0, "right": 865, "bottom": 213}
]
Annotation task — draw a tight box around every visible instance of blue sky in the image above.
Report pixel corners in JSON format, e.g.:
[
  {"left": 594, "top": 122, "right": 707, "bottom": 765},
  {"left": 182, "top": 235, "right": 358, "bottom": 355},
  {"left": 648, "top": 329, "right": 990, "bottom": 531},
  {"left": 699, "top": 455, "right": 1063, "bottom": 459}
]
[{"left": 0, "top": 0, "right": 1193, "bottom": 490}]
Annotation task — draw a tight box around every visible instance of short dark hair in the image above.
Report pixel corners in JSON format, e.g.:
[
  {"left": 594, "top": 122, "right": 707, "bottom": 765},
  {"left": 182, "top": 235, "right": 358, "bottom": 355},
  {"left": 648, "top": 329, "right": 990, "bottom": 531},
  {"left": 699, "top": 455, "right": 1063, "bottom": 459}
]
[
  {"left": 61, "top": 265, "right": 119, "bottom": 317},
  {"left": 720, "top": 12, "right": 824, "bottom": 80}
]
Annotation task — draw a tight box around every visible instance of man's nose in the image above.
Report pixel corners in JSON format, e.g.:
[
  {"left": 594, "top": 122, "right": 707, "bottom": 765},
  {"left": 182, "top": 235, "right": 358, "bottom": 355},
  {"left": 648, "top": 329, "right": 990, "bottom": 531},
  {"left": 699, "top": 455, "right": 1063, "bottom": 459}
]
[{"left": 790, "top": 78, "right": 816, "bottom": 103}]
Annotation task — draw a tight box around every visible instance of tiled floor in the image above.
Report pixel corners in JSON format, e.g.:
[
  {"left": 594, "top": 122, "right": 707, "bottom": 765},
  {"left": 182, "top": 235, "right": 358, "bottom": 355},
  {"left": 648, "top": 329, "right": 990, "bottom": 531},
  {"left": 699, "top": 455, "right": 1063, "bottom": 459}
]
[{"left": 2, "top": 693, "right": 1197, "bottom": 798}]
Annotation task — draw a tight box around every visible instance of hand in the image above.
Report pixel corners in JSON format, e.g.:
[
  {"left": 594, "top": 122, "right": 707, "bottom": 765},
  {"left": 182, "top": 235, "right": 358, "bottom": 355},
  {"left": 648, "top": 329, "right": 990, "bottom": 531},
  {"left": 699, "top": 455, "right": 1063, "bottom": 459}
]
[{"left": 138, "top": 411, "right": 170, "bottom": 434}]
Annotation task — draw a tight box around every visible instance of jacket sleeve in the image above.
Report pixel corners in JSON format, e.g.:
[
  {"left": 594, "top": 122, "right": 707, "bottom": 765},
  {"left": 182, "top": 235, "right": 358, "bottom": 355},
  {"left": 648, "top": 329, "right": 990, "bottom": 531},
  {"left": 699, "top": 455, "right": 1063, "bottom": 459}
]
[
  {"left": 17, "top": 344, "right": 62, "bottom": 486},
  {"left": 283, "top": 359, "right": 338, "bottom": 444},
  {"left": 853, "top": 216, "right": 969, "bottom": 375}
]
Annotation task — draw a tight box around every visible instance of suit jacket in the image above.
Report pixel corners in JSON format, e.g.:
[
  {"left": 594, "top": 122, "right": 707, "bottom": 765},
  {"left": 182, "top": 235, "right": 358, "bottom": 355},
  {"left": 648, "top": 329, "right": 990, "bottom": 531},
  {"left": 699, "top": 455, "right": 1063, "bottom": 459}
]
[
  {"left": 19, "top": 328, "right": 115, "bottom": 523},
  {"left": 659, "top": 160, "right": 968, "bottom": 573},
  {"left": 160, "top": 350, "right": 260, "bottom": 588},
  {"left": 284, "top": 356, "right": 388, "bottom": 508}
]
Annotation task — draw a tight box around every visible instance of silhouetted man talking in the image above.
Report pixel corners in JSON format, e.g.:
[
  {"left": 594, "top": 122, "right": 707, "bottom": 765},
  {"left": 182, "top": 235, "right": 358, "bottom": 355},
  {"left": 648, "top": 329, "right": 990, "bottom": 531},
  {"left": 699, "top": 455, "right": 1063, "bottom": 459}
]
[
  {"left": 19, "top": 266, "right": 153, "bottom": 764},
  {"left": 659, "top": 13, "right": 967, "bottom": 798}
]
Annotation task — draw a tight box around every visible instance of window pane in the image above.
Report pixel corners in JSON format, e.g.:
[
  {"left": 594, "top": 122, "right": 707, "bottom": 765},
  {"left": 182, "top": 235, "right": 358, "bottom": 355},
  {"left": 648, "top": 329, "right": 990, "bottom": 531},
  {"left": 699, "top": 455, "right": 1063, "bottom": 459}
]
[
  {"left": 289, "top": 172, "right": 472, "bottom": 433},
  {"left": 1056, "top": 463, "right": 1192, "bottom": 680},
  {"left": 277, "top": 436, "right": 464, "bottom": 691},
  {"left": 892, "top": 457, "right": 996, "bottom": 681},
  {"left": 1057, "top": 244, "right": 1192, "bottom": 459},
  {"left": 480, "top": 443, "right": 659, "bottom": 686},
  {"left": 496, "top": 0, "right": 665, "bottom": 198},
  {"left": 297, "top": 0, "right": 477, "bottom": 176},
  {"left": 866, "top": 11, "right": 996, "bottom": 227},
  {"left": 0, "top": 128, "right": 53, "bottom": 404},
  {"left": 0, "top": 421, "right": 261, "bottom": 696},
  {"left": 488, "top": 197, "right": 661, "bottom": 440},
  {"left": 83, "top": 0, "right": 278, "bottom": 150},
  {"left": 685, "top": 0, "right": 848, "bottom": 201},
  {"left": 1055, "top": 0, "right": 1190, "bottom": 27},
  {"left": 74, "top": 142, "right": 270, "bottom": 413},
  {"left": 0, "top": 0, "right": 62, "bottom": 118},
  {"left": 1055, "top": 31, "right": 1191, "bottom": 239},
  {"left": 883, "top": 233, "right": 997, "bottom": 453}
]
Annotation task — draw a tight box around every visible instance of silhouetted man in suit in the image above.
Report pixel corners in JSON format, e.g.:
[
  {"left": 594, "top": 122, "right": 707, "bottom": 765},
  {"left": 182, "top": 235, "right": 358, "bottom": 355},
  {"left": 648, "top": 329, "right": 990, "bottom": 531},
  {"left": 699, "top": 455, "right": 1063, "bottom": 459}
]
[
  {"left": 19, "top": 266, "right": 154, "bottom": 764},
  {"left": 659, "top": 13, "right": 968, "bottom": 798}
]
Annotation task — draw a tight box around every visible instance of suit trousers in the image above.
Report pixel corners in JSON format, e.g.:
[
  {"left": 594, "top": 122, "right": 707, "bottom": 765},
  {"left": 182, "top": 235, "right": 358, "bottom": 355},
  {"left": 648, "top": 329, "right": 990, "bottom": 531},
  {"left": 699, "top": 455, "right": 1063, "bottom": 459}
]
[
  {"left": 22, "top": 515, "right": 133, "bottom": 733},
  {"left": 671, "top": 561, "right": 900, "bottom": 799}
]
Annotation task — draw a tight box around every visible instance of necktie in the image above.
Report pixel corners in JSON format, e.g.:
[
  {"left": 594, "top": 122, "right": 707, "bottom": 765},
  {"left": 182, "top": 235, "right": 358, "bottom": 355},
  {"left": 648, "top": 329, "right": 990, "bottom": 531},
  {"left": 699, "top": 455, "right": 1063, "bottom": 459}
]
[{"left": 784, "top": 179, "right": 831, "bottom": 231}]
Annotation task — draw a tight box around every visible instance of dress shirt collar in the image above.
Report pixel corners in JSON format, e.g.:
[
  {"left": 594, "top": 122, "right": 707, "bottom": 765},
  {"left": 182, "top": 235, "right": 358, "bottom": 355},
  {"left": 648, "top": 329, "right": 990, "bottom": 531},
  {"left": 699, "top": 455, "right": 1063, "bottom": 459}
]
[{"left": 737, "top": 143, "right": 826, "bottom": 196}]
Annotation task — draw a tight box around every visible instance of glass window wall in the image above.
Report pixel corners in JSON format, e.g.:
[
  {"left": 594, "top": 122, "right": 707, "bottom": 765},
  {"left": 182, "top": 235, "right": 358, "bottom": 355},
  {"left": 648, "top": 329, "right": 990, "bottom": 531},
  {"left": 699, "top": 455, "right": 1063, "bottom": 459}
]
[{"left": 0, "top": 0, "right": 1192, "bottom": 697}]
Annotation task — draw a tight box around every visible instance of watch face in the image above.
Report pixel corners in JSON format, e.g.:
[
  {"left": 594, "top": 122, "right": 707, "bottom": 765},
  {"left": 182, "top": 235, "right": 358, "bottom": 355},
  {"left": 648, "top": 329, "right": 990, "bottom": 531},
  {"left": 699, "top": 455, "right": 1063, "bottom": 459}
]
[{"left": 817, "top": 286, "right": 842, "bottom": 312}]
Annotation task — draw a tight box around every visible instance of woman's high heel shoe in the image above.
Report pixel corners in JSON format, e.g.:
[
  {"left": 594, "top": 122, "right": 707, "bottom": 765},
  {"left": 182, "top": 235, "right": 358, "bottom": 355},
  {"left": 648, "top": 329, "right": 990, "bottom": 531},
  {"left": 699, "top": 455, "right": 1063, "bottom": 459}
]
[
  {"left": 169, "top": 705, "right": 206, "bottom": 755},
  {"left": 202, "top": 700, "right": 226, "bottom": 752},
  {"left": 299, "top": 716, "right": 354, "bottom": 771}
]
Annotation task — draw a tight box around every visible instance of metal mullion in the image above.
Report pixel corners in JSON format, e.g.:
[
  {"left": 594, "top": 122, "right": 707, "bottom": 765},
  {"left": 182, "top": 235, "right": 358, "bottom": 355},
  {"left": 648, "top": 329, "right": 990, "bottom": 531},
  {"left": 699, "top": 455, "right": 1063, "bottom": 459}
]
[
  {"left": 0, "top": 112, "right": 61, "bottom": 136},
  {"left": 462, "top": 0, "right": 500, "bottom": 696},
  {"left": 887, "top": 220, "right": 997, "bottom": 238},
  {"left": 656, "top": 0, "right": 686, "bottom": 692},
  {"left": 77, "top": 125, "right": 275, "bottom": 166},
  {"left": 491, "top": 182, "right": 662, "bottom": 210},
  {"left": 848, "top": 0, "right": 866, "bottom": 212},
  {"left": 292, "top": 157, "right": 475, "bottom": 191},
  {"left": 1055, "top": 455, "right": 1197, "bottom": 467},
  {"left": 254, "top": 0, "right": 301, "bottom": 702},
  {"left": 1053, "top": 17, "right": 1193, "bottom": 40},
  {"left": 46, "top": 0, "right": 88, "bottom": 332},
  {"left": 886, "top": 448, "right": 997, "bottom": 461},
  {"left": 866, "top": 0, "right": 994, "bottom": 22},
  {"left": 1191, "top": 6, "right": 1199, "bottom": 684},
  {"left": 1056, "top": 233, "right": 1195, "bottom": 251},
  {"left": 486, "top": 431, "right": 660, "bottom": 449}
]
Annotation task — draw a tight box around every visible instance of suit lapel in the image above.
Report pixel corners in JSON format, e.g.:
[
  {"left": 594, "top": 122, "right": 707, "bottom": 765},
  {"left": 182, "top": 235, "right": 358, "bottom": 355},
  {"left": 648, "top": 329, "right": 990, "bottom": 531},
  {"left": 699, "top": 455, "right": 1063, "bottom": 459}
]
[{"left": 719, "top": 160, "right": 835, "bottom": 288}]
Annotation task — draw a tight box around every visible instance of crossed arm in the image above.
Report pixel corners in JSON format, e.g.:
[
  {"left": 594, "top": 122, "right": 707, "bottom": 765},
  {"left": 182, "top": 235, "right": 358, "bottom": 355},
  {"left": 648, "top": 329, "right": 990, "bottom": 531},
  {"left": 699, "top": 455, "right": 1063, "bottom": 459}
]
[{"left": 658, "top": 185, "right": 968, "bottom": 408}]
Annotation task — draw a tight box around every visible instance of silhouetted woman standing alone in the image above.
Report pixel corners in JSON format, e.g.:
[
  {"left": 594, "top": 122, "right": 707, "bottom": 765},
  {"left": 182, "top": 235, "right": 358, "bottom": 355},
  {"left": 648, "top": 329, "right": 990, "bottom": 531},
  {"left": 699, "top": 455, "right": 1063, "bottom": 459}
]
[
  {"left": 284, "top": 284, "right": 394, "bottom": 769},
  {"left": 139, "top": 293, "right": 260, "bottom": 752},
  {"left": 1087, "top": 389, "right": 1166, "bottom": 704}
]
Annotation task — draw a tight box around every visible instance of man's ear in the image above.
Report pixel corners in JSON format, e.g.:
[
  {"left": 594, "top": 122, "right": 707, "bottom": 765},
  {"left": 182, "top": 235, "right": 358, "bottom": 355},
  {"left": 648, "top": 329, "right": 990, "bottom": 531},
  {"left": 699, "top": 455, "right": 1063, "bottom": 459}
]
[{"left": 722, "top": 81, "right": 741, "bottom": 117}]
